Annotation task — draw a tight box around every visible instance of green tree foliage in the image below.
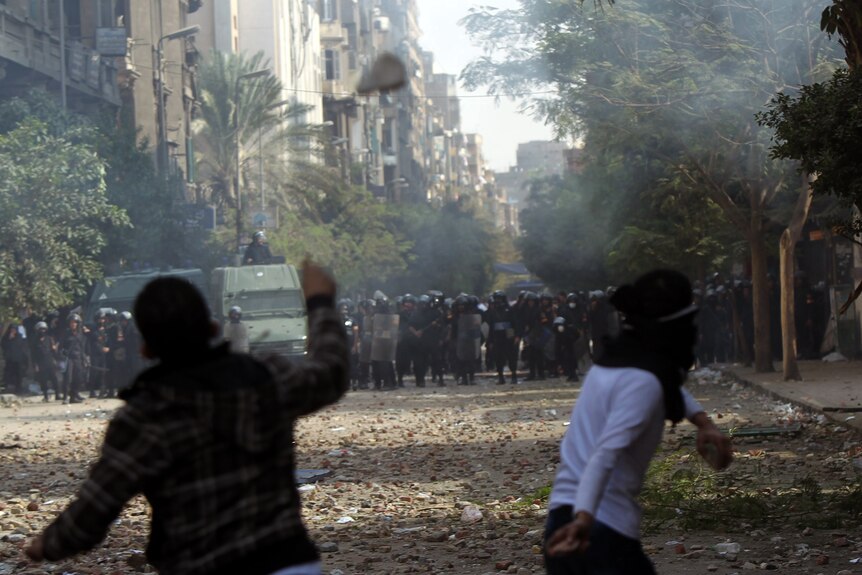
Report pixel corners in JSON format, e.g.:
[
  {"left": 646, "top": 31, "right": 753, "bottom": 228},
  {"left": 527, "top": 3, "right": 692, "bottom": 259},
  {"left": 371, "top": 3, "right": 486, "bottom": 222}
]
[
  {"left": 758, "top": 68, "right": 862, "bottom": 233},
  {"left": 0, "top": 119, "right": 128, "bottom": 318},
  {"left": 193, "top": 50, "right": 337, "bottom": 250},
  {"left": 516, "top": 175, "right": 609, "bottom": 290},
  {"left": 0, "top": 89, "right": 212, "bottom": 272},
  {"left": 268, "top": 185, "right": 410, "bottom": 294},
  {"left": 391, "top": 201, "right": 498, "bottom": 297},
  {"left": 462, "top": 0, "right": 841, "bottom": 371}
]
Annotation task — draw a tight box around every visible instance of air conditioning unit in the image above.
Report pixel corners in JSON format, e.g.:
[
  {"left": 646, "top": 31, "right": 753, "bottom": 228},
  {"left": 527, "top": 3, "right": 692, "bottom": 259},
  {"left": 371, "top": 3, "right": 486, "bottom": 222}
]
[{"left": 373, "top": 17, "right": 390, "bottom": 33}]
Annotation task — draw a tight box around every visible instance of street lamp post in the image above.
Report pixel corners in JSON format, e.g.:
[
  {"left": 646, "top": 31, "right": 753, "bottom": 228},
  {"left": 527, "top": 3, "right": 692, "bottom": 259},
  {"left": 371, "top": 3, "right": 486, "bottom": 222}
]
[
  {"left": 235, "top": 68, "right": 271, "bottom": 251},
  {"left": 157, "top": 25, "right": 200, "bottom": 178}
]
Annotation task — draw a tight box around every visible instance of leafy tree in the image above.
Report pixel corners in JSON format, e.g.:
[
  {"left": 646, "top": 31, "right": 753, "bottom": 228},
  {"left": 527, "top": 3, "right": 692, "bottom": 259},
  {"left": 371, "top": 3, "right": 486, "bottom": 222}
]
[
  {"left": 193, "top": 50, "right": 335, "bottom": 252},
  {"left": 462, "top": 0, "right": 840, "bottom": 372},
  {"left": 390, "top": 201, "right": 498, "bottom": 297},
  {"left": 517, "top": 175, "right": 610, "bottom": 291},
  {"left": 0, "top": 89, "right": 212, "bottom": 273},
  {"left": 0, "top": 119, "right": 128, "bottom": 318},
  {"left": 269, "top": 185, "right": 410, "bottom": 294}
]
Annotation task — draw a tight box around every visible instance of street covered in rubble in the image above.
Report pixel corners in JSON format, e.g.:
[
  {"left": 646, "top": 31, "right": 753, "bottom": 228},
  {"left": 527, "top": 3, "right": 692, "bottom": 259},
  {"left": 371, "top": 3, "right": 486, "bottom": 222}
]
[{"left": 2, "top": 370, "right": 862, "bottom": 575}]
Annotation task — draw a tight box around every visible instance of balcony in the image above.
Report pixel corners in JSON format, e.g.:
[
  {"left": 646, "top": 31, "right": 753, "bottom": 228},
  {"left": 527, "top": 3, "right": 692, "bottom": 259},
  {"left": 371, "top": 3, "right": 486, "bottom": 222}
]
[
  {"left": 320, "top": 20, "right": 346, "bottom": 45},
  {"left": 0, "top": 6, "right": 120, "bottom": 105}
]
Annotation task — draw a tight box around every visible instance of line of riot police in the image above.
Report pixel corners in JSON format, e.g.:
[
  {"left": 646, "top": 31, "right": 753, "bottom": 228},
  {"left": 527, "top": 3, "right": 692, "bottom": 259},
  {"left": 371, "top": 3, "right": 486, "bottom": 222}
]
[
  {"left": 336, "top": 288, "right": 622, "bottom": 390},
  {"left": 1, "top": 309, "right": 141, "bottom": 402}
]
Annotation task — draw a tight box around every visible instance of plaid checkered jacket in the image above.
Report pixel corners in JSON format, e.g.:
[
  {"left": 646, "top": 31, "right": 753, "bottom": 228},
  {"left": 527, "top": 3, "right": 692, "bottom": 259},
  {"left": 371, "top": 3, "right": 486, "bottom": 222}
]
[{"left": 42, "top": 304, "right": 348, "bottom": 575}]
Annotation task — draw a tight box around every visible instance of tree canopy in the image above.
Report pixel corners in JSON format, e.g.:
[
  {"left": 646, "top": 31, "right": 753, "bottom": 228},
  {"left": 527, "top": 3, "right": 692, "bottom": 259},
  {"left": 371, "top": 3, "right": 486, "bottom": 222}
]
[{"left": 0, "top": 119, "right": 128, "bottom": 317}]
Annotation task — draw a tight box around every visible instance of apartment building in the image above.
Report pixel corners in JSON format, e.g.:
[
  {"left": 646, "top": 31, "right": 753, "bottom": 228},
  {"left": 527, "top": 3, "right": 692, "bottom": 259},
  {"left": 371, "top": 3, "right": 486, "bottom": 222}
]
[{"left": 0, "top": 0, "right": 200, "bottom": 184}]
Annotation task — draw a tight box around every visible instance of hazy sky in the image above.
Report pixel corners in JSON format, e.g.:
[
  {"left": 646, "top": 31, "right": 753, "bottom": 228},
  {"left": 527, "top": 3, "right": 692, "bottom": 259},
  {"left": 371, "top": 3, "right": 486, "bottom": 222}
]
[{"left": 416, "top": 0, "right": 555, "bottom": 171}]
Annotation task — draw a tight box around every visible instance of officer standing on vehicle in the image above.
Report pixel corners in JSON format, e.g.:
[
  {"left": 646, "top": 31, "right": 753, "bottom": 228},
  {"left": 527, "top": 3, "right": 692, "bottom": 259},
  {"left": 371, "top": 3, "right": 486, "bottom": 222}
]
[{"left": 243, "top": 231, "right": 273, "bottom": 265}]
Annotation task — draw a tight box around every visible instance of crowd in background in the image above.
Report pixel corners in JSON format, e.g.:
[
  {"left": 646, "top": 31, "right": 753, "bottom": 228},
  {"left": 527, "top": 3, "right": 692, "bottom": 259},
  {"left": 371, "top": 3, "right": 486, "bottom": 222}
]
[
  {"left": 338, "top": 272, "right": 833, "bottom": 391},
  {"left": 0, "top": 310, "right": 141, "bottom": 402},
  {"left": 0, "top": 271, "right": 833, "bottom": 397}
]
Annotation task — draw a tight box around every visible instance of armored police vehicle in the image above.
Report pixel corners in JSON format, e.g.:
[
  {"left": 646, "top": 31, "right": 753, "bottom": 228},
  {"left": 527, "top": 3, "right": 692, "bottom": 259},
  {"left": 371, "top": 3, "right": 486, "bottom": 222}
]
[
  {"left": 210, "top": 264, "right": 307, "bottom": 358},
  {"left": 84, "top": 268, "right": 207, "bottom": 326}
]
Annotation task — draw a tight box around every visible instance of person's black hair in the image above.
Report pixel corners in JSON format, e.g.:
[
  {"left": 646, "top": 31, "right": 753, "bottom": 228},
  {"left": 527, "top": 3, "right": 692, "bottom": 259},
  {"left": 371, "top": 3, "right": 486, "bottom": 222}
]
[
  {"left": 609, "top": 269, "right": 694, "bottom": 323},
  {"left": 134, "top": 277, "right": 212, "bottom": 363}
]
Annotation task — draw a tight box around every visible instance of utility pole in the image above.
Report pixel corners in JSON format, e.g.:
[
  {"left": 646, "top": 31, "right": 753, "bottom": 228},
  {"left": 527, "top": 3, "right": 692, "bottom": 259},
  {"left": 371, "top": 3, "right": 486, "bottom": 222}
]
[{"left": 157, "top": 25, "right": 200, "bottom": 178}]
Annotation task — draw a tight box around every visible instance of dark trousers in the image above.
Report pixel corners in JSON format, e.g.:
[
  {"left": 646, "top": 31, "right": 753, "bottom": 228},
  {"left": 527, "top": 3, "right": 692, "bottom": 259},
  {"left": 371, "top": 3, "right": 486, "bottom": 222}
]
[
  {"left": 428, "top": 346, "right": 444, "bottom": 382},
  {"left": 2, "top": 361, "right": 24, "bottom": 394},
  {"left": 36, "top": 364, "right": 58, "bottom": 398},
  {"left": 544, "top": 506, "right": 655, "bottom": 575},
  {"left": 358, "top": 361, "right": 371, "bottom": 388},
  {"left": 372, "top": 360, "right": 395, "bottom": 389},
  {"left": 490, "top": 335, "right": 516, "bottom": 375},
  {"left": 63, "top": 359, "right": 86, "bottom": 399}
]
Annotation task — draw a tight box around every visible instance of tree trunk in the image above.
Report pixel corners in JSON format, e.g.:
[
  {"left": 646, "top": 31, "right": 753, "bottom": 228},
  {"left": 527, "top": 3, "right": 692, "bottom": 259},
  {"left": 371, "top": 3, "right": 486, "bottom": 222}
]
[
  {"left": 780, "top": 178, "right": 814, "bottom": 381},
  {"left": 779, "top": 230, "right": 802, "bottom": 380},
  {"left": 750, "top": 229, "right": 774, "bottom": 373}
]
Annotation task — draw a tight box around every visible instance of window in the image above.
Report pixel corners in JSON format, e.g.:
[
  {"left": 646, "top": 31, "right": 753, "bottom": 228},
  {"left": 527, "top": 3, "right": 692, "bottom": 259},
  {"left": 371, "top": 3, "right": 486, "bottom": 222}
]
[
  {"left": 97, "top": 0, "right": 116, "bottom": 27},
  {"left": 323, "top": 49, "right": 340, "bottom": 81},
  {"left": 322, "top": 0, "right": 336, "bottom": 22}
]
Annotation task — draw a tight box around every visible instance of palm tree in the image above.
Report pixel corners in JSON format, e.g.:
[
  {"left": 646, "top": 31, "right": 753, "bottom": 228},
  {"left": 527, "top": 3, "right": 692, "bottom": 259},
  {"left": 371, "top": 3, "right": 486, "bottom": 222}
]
[{"left": 193, "top": 50, "right": 336, "bottom": 250}]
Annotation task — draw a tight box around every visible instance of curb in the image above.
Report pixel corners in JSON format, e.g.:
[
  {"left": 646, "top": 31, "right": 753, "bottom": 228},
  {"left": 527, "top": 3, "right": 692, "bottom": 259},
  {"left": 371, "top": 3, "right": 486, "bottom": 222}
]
[{"left": 717, "top": 367, "right": 860, "bottom": 433}]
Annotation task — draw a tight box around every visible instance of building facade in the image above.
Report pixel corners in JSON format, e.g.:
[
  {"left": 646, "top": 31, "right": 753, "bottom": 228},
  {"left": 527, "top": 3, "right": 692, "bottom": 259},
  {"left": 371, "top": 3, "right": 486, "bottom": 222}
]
[{"left": 0, "top": 0, "right": 199, "bottom": 185}]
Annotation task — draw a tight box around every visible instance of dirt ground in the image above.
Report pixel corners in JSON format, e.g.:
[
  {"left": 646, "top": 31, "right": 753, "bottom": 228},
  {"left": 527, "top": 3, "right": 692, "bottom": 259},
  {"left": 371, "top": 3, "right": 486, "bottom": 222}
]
[{"left": 2, "top": 369, "right": 862, "bottom": 574}]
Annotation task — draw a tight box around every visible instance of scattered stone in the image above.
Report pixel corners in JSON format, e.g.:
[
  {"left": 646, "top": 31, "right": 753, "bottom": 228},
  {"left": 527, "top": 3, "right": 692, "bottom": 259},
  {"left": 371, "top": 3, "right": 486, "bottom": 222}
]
[
  {"left": 425, "top": 530, "right": 448, "bottom": 543},
  {"left": 319, "top": 542, "right": 339, "bottom": 553},
  {"left": 814, "top": 554, "right": 829, "bottom": 565}
]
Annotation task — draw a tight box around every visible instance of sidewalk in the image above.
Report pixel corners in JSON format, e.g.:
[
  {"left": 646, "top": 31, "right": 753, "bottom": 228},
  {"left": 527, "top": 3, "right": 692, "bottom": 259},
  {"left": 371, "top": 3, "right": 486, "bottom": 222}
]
[{"left": 723, "top": 359, "right": 862, "bottom": 430}]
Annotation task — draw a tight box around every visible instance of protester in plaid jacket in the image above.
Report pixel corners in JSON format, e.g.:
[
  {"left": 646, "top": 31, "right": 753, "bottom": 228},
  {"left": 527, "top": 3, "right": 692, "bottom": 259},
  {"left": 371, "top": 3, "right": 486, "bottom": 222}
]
[{"left": 26, "top": 262, "right": 348, "bottom": 575}]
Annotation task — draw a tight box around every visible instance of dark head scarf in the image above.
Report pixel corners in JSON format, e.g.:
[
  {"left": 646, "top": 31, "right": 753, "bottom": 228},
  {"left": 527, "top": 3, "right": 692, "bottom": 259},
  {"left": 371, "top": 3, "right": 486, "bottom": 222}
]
[{"left": 595, "top": 269, "right": 698, "bottom": 424}]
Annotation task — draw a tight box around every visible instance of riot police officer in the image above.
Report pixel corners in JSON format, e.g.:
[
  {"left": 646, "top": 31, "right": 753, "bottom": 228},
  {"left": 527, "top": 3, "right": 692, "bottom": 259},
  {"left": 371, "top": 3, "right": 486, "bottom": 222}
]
[
  {"left": 60, "top": 314, "right": 89, "bottom": 404},
  {"left": 371, "top": 292, "right": 398, "bottom": 390},
  {"left": 485, "top": 291, "right": 519, "bottom": 385},
  {"left": 338, "top": 299, "right": 361, "bottom": 390},
  {"left": 243, "top": 231, "right": 273, "bottom": 265},
  {"left": 32, "top": 322, "right": 59, "bottom": 401},
  {"left": 223, "top": 306, "right": 250, "bottom": 353}
]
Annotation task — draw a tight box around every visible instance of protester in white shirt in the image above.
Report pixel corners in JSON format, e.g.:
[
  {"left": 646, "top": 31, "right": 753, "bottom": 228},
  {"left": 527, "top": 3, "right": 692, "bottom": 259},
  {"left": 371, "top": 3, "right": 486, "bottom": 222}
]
[{"left": 544, "top": 269, "right": 733, "bottom": 575}]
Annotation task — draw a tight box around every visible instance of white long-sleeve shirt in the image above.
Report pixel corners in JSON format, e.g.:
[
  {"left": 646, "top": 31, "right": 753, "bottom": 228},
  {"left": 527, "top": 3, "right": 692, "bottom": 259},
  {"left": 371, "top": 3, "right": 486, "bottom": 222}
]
[{"left": 548, "top": 365, "right": 704, "bottom": 540}]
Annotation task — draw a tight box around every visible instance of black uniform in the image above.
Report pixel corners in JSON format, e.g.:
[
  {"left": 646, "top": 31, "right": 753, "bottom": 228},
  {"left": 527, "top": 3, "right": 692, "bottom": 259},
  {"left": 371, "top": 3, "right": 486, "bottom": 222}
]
[
  {"left": 243, "top": 241, "right": 273, "bottom": 265},
  {"left": 60, "top": 328, "right": 89, "bottom": 402},
  {"left": 485, "top": 299, "right": 519, "bottom": 385},
  {"left": 33, "top": 332, "right": 60, "bottom": 400}
]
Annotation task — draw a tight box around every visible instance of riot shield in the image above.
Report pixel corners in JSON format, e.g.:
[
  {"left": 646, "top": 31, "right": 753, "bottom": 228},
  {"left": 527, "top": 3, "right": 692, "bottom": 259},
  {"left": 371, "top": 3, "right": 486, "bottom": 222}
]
[
  {"left": 359, "top": 318, "right": 374, "bottom": 363},
  {"left": 371, "top": 313, "right": 400, "bottom": 362},
  {"left": 456, "top": 314, "right": 482, "bottom": 361}
]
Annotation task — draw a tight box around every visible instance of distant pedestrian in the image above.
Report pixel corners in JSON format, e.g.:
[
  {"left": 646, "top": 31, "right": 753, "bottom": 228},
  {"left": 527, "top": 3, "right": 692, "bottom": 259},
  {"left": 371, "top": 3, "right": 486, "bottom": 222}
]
[
  {"left": 25, "top": 260, "right": 348, "bottom": 575},
  {"left": 544, "top": 269, "right": 733, "bottom": 575}
]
